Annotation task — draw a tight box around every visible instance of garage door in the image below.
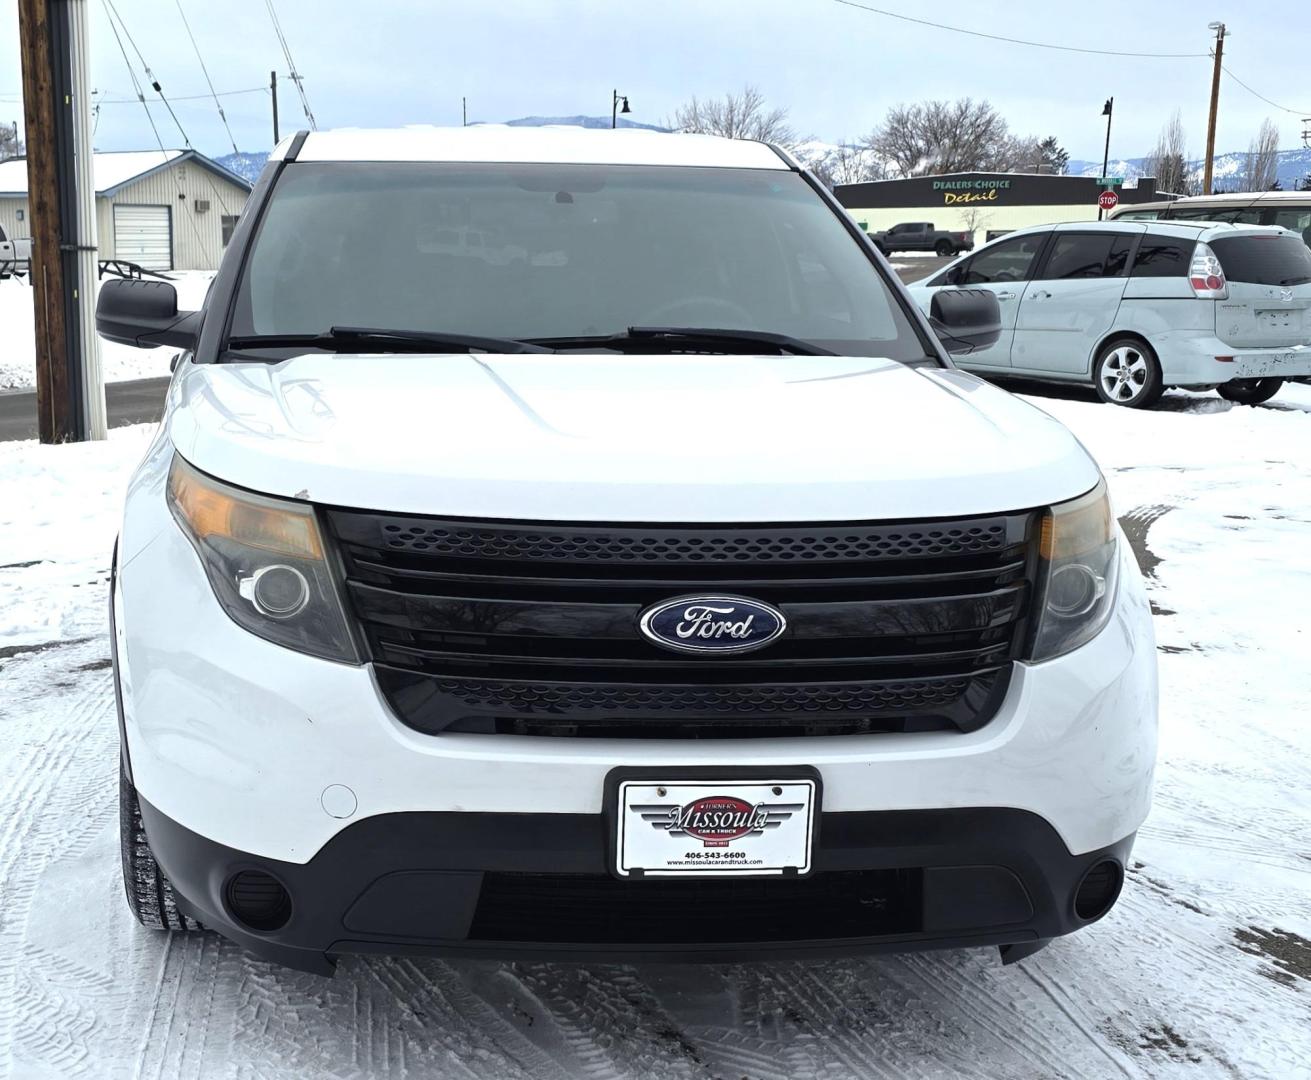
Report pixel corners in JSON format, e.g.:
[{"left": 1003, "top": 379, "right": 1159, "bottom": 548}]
[{"left": 113, "top": 205, "right": 172, "bottom": 270}]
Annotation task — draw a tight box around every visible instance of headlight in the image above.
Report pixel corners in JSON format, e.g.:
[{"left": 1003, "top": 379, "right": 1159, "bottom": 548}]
[
  {"left": 1030, "top": 478, "right": 1119, "bottom": 661},
  {"left": 167, "top": 454, "right": 359, "bottom": 663}
]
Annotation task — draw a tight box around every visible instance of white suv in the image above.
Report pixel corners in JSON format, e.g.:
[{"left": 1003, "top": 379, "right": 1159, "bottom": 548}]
[
  {"left": 910, "top": 221, "right": 1311, "bottom": 407},
  {"left": 101, "top": 127, "right": 1157, "bottom": 974}
]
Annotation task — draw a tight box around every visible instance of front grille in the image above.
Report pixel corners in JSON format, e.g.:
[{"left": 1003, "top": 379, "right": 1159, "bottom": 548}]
[
  {"left": 326, "top": 512, "right": 1039, "bottom": 738},
  {"left": 469, "top": 870, "right": 922, "bottom": 943}
]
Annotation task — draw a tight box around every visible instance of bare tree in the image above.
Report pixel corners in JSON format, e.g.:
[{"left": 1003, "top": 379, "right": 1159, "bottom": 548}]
[
  {"left": 864, "top": 99, "right": 1015, "bottom": 178},
  {"left": 0, "top": 122, "right": 23, "bottom": 162},
  {"left": 671, "top": 85, "right": 802, "bottom": 149},
  {"left": 1143, "top": 110, "right": 1190, "bottom": 195},
  {"left": 1243, "top": 118, "right": 1280, "bottom": 191},
  {"left": 808, "top": 140, "right": 884, "bottom": 188},
  {"left": 957, "top": 203, "right": 992, "bottom": 241}
]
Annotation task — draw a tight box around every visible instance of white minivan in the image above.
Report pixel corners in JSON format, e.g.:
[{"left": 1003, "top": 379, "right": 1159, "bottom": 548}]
[
  {"left": 910, "top": 221, "right": 1311, "bottom": 407},
  {"left": 99, "top": 126, "right": 1156, "bottom": 975}
]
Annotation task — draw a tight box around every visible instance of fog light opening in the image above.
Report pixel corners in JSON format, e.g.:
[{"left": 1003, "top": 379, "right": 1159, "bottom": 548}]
[
  {"left": 1074, "top": 859, "right": 1123, "bottom": 922},
  {"left": 225, "top": 870, "right": 292, "bottom": 932}
]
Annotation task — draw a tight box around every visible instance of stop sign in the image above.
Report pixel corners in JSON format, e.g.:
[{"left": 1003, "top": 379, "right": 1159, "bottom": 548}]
[{"left": 1098, "top": 190, "right": 1119, "bottom": 211}]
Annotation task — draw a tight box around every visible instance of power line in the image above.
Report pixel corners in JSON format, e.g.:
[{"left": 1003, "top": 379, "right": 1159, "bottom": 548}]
[
  {"left": 102, "top": 0, "right": 190, "bottom": 147},
  {"left": 264, "top": 0, "right": 316, "bottom": 129},
  {"left": 1218, "top": 63, "right": 1311, "bottom": 118},
  {"left": 827, "top": 0, "right": 1209, "bottom": 59},
  {"left": 91, "top": 86, "right": 270, "bottom": 106},
  {"left": 98, "top": 0, "right": 222, "bottom": 266},
  {"left": 173, "top": 0, "right": 239, "bottom": 154}
]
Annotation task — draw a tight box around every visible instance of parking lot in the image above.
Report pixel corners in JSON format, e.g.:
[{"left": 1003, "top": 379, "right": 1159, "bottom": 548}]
[{"left": 2, "top": 381, "right": 1307, "bottom": 1078}]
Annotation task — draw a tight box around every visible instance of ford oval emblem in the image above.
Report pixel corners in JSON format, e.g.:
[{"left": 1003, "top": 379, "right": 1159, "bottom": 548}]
[{"left": 638, "top": 595, "right": 787, "bottom": 655}]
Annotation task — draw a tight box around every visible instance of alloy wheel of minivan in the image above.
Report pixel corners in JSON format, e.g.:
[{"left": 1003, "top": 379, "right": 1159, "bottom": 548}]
[{"left": 1094, "top": 339, "right": 1164, "bottom": 408}]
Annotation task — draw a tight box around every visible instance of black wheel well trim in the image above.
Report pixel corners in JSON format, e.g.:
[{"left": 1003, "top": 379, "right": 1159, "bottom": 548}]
[
  {"left": 109, "top": 537, "right": 134, "bottom": 786},
  {"left": 1088, "top": 330, "right": 1158, "bottom": 380}
]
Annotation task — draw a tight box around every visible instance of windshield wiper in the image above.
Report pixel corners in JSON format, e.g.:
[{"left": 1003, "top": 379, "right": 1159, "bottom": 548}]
[
  {"left": 530, "top": 326, "right": 837, "bottom": 356},
  {"left": 225, "top": 326, "right": 552, "bottom": 355}
]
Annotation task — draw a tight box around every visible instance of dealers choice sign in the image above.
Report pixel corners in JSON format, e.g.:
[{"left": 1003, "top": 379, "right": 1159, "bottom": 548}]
[{"left": 934, "top": 178, "right": 1013, "bottom": 205}]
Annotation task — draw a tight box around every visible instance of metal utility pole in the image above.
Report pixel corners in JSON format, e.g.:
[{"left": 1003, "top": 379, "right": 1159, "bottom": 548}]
[
  {"left": 462, "top": 96, "right": 467, "bottom": 127},
  {"left": 18, "top": 0, "right": 104, "bottom": 442},
  {"left": 1099, "top": 97, "right": 1114, "bottom": 221},
  {"left": 1203, "top": 22, "right": 1226, "bottom": 196},
  {"left": 271, "top": 70, "right": 280, "bottom": 144}
]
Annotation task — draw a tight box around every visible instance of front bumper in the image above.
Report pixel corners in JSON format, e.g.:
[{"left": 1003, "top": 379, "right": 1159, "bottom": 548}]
[{"left": 139, "top": 795, "right": 1135, "bottom": 974}]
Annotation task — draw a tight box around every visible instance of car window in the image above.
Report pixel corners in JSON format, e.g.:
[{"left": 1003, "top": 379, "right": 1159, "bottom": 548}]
[
  {"left": 229, "top": 162, "right": 926, "bottom": 360},
  {"left": 1130, "top": 236, "right": 1196, "bottom": 278},
  {"left": 1210, "top": 234, "right": 1311, "bottom": 286},
  {"left": 1039, "top": 234, "right": 1121, "bottom": 280},
  {"left": 1105, "top": 234, "right": 1135, "bottom": 278},
  {"left": 1166, "top": 205, "right": 1263, "bottom": 225},
  {"left": 961, "top": 234, "right": 1046, "bottom": 284}
]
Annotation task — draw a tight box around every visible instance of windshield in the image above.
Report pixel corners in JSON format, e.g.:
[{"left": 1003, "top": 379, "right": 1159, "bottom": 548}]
[{"left": 228, "top": 162, "right": 926, "bottom": 360}]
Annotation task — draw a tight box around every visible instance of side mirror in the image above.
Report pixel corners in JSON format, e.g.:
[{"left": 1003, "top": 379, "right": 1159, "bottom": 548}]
[
  {"left": 929, "top": 287, "right": 1001, "bottom": 355},
  {"left": 96, "top": 279, "right": 201, "bottom": 350},
  {"left": 944, "top": 264, "right": 964, "bottom": 286}
]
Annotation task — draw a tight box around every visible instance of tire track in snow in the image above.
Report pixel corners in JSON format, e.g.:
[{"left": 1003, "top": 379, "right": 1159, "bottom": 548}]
[
  {"left": 508, "top": 964, "right": 710, "bottom": 1080},
  {"left": 0, "top": 653, "right": 119, "bottom": 1078}
]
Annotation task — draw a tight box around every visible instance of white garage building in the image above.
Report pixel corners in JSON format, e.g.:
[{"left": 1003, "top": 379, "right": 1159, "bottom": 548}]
[{"left": 0, "top": 148, "right": 252, "bottom": 272}]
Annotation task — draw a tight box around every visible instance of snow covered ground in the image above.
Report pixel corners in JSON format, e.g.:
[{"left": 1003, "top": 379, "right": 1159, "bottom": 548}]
[
  {"left": 0, "top": 273, "right": 214, "bottom": 391},
  {"left": 1, "top": 386, "right": 1309, "bottom": 1078}
]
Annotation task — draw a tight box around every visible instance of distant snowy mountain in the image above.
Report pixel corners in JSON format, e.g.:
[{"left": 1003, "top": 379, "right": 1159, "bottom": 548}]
[
  {"left": 1067, "top": 148, "right": 1311, "bottom": 192},
  {"left": 215, "top": 151, "right": 268, "bottom": 184}
]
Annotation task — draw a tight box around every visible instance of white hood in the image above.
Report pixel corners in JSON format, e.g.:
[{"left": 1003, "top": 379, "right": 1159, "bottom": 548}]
[{"left": 167, "top": 353, "right": 1100, "bottom": 521}]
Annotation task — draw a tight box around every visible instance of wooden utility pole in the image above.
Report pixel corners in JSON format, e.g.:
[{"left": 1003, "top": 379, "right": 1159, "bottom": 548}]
[
  {"left": 271, "top": 70, "right": 280, "bottom": 144},
  {"left": 18, "top": 0, "right": 73, "bottom": 443},
  {"left": 1202, "top": 22, "right": 1226, "bottom": 196}
]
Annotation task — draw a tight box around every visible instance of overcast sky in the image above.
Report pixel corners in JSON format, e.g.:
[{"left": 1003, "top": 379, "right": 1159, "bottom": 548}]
[{"left": 2, "top": 1, "right": 1307, "bottom": 164}]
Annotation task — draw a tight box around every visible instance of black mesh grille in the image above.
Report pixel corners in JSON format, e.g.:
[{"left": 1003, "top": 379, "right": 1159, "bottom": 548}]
[
  {"left": 371, "top": 521, "right": 1007, "bottom": 564},
  {"left": 326, "top": 511, "right": 1039, "bottom": 738},
  {"left": 469, "top": 870, "right": 922, "bottom": 943}
]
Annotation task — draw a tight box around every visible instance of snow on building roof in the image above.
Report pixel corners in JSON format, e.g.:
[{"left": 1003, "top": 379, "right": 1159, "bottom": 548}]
[
  {"left": 0, "top": 149, "right": 252, "bottom": 197},
  {"left": 276, "top": 125, "right": 791, "bottom": 170}
]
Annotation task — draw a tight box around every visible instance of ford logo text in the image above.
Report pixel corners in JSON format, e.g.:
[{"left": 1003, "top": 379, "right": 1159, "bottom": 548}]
[{"left": 637, "top": 595, "right": 787, "bottom": 655}]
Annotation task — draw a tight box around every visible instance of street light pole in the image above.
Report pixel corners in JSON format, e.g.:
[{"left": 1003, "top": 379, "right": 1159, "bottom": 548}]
[
  {"left": 612, "top": 89, "right": 630, "bottom": 129},
  {"left": 1099, "top": 97, "right": 1113, "bottom": 221}
]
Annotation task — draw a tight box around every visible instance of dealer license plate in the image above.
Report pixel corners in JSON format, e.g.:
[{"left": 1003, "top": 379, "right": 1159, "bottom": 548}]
[{"left": 614, "top": 778, "right": 817, "bottom": 878}]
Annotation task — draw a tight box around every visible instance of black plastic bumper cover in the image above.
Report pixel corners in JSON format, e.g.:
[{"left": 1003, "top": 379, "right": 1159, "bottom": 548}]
[{"left": 138, "top": 798, "right": 1134, "bottom": 976}]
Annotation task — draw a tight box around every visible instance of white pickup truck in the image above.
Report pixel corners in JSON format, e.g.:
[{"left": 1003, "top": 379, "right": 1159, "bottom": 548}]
[{"left": 0, "top": 224, "right": 32, "bottom": 277}]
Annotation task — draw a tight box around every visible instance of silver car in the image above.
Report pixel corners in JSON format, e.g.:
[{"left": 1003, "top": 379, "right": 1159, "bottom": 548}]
[{"left": 910, "top": 221, "right": 1311, "bottom": 407}]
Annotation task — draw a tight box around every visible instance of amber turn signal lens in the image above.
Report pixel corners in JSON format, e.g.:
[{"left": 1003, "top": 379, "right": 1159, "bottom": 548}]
[
  {"left": 1039, "top": 480, "right": 1113, "bottom": 562},
  {"left": 168, "top": 457, "right": 323, "bottom": 560}
]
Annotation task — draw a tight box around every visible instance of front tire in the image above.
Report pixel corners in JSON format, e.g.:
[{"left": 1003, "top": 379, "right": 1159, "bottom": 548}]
[
  {"left": 934, "top": 240, "right": 955, "bottom": 256},
  {"left": 120, "top": 760, "right": 201, "bottom": 932},
  {"left": 1217, "top": 377, "right": 1283, "bottom": 405},
  {"left": 1094, "top": 338, "right": 1165, "bottom": 408}
]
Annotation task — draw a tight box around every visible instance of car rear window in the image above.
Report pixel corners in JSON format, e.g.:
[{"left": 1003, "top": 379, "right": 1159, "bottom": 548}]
[
  {"left": 1130, "top": 236, "right": 1195, "bottom": 278},
  {"left": 1210, "top": 233, "right": 1311, "bottom": 286}
]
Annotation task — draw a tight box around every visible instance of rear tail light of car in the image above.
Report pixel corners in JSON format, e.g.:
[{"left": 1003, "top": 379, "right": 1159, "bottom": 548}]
[
  {"left": 167, "top": 454, "right": 360, "bottom": 663},
  {"left": 1030, "top": 479, "right": 1120, "bottom": 662},
  {"left": 1189, "top": 242, "right": 1228, "bottom": 299}
]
